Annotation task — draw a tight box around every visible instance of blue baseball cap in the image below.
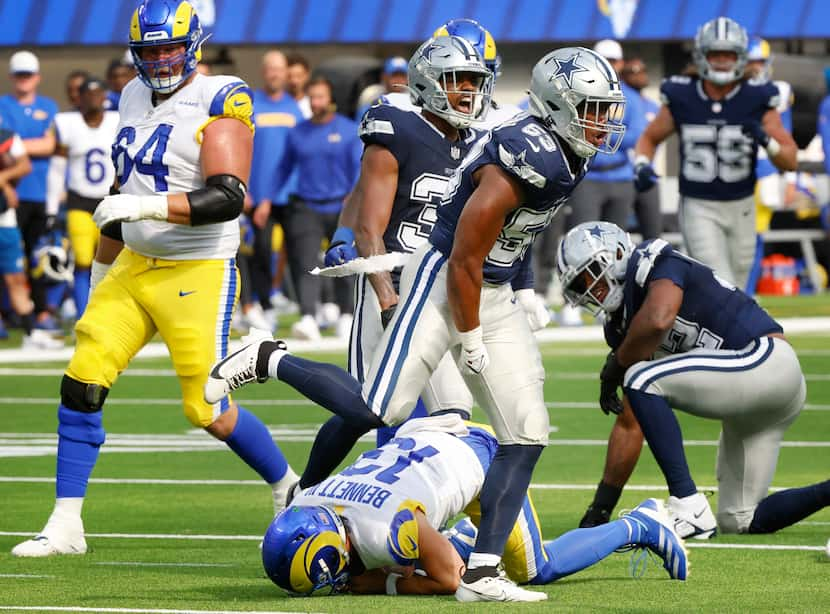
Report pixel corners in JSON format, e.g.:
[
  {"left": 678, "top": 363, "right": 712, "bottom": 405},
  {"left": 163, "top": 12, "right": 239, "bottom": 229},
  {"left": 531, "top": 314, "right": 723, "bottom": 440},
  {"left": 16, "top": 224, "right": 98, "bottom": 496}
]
[{"left": 383, "top": 56, "right": 408, "bottom": 75}]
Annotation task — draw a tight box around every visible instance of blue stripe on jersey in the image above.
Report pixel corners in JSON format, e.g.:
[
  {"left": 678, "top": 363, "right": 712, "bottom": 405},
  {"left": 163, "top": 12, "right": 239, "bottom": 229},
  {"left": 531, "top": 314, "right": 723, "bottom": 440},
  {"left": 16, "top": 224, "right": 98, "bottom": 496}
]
[
  {"left": 219, "top": 258, "right": 237, "bottom": 413},
  {"left": 366, "top": 248, "right": 446, "bottom": 417},
  {"left": 624, "top": 338, "right": 773, "bottom": 392}
]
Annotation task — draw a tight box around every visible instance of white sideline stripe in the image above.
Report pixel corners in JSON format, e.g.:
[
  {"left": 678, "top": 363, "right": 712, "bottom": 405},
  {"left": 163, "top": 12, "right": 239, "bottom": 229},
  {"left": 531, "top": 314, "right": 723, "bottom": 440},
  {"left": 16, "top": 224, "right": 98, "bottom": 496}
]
[
  {"left": 0, "top": 574, "right": 55, "bottom": 579},
  {"left": 1, "top": 317, "right": 828, "bottom": 365},
  {"left": 0, "top": 531, "right": 823, "bottom": 554},
  {"left": 0, "top": 608, "right": 305, "bottom": 614},
  {"left": 2, "top": 398, "right": 829, "bottom": 411},
  {"left": 93, "top": 562, "right": 236, "bottom": 568},
  {"left": 686, "top": 543, "right": 825, "bottom": 552}
]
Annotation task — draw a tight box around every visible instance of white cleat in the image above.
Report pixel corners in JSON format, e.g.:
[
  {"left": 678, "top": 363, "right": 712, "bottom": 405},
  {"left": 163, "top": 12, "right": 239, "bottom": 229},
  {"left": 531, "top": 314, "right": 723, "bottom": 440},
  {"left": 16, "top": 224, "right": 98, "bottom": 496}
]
[
  {"left": 12, "top": 531, "right": 87, "bottom": 557},
  {"left": 291, "top": 314, "right": 321, "bottom": 341},
  {"left": 667, "top": 492, "right": 717, "bottom": 540},
  {"left": 204, "top": 328, "right": 285, "bottom": 404},
  {"left": 455, "top": 567, "right": 547, "bottom": 602},
  {"left": 22, "top": 329, "right": 64, "bottom": 350}
]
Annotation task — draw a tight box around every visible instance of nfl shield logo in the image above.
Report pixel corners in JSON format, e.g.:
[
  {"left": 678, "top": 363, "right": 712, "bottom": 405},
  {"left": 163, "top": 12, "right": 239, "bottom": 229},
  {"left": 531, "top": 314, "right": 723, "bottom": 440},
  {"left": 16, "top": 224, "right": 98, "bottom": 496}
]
[{"left": 450, "top": 146, "right": 461, "bottom": 160}]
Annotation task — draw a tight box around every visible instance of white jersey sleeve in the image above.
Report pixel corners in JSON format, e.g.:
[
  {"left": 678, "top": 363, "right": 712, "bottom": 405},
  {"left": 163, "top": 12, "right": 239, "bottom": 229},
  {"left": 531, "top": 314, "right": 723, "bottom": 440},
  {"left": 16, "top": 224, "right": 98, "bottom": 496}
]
[
  {"left": 54, "top": 110, "right": 119, "bottom": 200},
  {"left": 383, "top": 91, "right": 419, "bottom": 112},
  {"left": 115, "top": 74, "right": 254, "bottom": 260},
  {"left": 478, "top": 101, "right": 521, "bottom": 130},
  {"left": 293, "top": 416, "right": 485, "bottom": 571}
]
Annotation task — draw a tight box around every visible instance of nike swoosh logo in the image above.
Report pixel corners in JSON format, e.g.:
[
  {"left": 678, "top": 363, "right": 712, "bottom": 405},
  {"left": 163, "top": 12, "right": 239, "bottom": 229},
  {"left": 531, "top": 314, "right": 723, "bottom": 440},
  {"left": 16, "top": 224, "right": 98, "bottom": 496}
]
[
  {"left": 233, "top": 99, "right": 247, "bottom": 107},
  {"left": 693, "top": 508, "right": 707, "bottom": 519},
  {"left": 179, "top": 290, "right": 197, "bottom": 297}
]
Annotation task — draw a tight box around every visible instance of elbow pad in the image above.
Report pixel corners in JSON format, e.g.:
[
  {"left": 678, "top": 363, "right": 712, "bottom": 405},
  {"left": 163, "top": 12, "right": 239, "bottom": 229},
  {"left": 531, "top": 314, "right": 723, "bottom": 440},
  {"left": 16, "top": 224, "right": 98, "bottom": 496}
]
[{"left": 187, "top": 174, "right": 246, "bottom": 226}]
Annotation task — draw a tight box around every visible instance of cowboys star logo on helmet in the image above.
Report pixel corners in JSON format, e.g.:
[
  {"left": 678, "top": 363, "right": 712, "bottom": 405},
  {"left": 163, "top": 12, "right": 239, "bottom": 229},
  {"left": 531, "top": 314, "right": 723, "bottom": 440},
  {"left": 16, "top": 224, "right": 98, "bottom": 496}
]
[{"left": 551, "top": 54, "right": 589, "bottom": 88}]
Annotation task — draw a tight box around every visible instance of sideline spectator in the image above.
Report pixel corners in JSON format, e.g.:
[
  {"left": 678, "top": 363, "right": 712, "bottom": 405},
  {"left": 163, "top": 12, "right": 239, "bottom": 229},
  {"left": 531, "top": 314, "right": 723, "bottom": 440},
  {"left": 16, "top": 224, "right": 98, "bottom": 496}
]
[
  {"left": 0, "top": 50, "right": 61, "bottom": 331},
  {"left": 64, "top": 70, "right": 90, "bottom": 111},
  {"left": 286, "top": 53, "right": 311, "bottom": 119},
  {"left": 104, "top": 55, "right": 135, "bottom": 111},
  {"left": 354, "top": 56, "right": 408, "bottom": 121},
  {"left": 274, "top": 76, "right": 361, "bottom": 340}
]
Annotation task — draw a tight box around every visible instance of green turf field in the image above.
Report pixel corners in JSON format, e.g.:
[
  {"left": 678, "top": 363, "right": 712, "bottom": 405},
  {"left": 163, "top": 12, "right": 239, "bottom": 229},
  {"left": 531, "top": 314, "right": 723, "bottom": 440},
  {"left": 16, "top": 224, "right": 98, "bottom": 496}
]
[{"left": 1, "top": 333, "right": 828, "bottom": 613}]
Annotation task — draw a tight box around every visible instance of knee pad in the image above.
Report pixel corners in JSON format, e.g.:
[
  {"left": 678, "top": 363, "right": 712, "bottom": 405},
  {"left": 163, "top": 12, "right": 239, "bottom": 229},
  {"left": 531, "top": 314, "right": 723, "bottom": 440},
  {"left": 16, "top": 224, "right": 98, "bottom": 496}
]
[{"left": 60, "top": 375, "right": 109, "bottom": 413}]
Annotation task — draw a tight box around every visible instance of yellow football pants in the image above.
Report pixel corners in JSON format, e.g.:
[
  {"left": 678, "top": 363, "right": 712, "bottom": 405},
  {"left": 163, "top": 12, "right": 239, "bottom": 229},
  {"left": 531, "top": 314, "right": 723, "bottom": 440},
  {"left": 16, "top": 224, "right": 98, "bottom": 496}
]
[{"left": 67, "top": 209, "right": 100, "bottom": 268}]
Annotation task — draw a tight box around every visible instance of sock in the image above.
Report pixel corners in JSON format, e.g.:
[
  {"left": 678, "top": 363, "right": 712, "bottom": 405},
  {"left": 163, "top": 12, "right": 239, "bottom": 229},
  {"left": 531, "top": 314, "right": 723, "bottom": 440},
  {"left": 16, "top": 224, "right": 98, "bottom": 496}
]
[
  {"left": 225, "top": 406, "right": 289, "bottom": 484},
  {"left": 275, "top": 354, "right": 383, "bottom": 431},
  {"left": 592, "top": 480, "right": 623, "bottom": 511},
  {"left": 749, "top": 479, "right": 830, "bottom": 534},
  {"left": 300, "top": 415, "right": 370, "bottom": 488},
  {"left": 56, "top": 405, "right": 105, "bottom": 498},
  {"left": 467, "top": 552, "right": 501, "bottom": 570},
  {"left": 531, "top": 519, "right": 640, "bottom": 584},
  {"left": 73, "top": 268, "right": 91, "bottom": 317},
  {"left": 625, "top": 388, "right": 696, "bottom": 498},
  {"left": 472, "top": 444, "right": 544, "bottom": 555},
  {"left": 376, "top": 398, "right": 429, "bottom": 447},
  {"left": 20, "top": 311, "right": 34, "bottom": 335}
]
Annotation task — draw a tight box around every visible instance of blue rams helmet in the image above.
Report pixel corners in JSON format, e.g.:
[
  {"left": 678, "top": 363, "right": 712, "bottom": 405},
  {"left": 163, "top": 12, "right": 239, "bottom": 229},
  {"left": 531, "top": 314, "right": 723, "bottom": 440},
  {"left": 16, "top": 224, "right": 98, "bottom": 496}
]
[
  {"left": 434, "top": 18, "right": 501, "bottom": 79},
  {"left": 129, "top": 0, "right": 205, "bottom": 94},
  {"left": 261, "top": 505, "right": 350, "bottom": 596},
  {"left": 747, "top": 36, "right": 772, "bottom": 80}
]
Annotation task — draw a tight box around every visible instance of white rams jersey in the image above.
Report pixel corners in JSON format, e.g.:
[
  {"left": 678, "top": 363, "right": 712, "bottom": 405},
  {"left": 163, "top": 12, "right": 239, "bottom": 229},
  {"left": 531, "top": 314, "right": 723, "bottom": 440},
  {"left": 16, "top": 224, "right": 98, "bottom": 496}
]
[
  {"left": 384, "top": 91, "right": 520, "bottom": 130},
  {"left": 294, "top": 416, "right": 485, "bottom": 571},
  {"left": 54, "top": 110, "right": 119, "bottom": 199},
  {"left": 113, "top": 74, "right": 254, "bottom": 260}
]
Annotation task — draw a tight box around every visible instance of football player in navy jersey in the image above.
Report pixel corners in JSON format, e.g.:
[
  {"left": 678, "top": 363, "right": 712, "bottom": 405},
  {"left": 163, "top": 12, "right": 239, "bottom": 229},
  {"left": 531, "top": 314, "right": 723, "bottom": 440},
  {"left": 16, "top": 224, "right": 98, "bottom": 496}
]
[
  {"left": 206, "top": 46, "right": 626, "bottom": 602},
  {"left": 634, "top": 16, "right": 796, "bottom": 291},
  {"left": 559, "top": 221, "right": 830, "bottom": 539},
  {"left": 318, "top": 34, "right": 488, "bottom": 470}
]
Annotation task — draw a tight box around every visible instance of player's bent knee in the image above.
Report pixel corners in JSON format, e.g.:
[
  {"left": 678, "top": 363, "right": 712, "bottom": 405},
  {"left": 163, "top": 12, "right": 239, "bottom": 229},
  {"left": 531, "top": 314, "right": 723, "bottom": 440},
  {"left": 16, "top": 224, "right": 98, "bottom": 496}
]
[
  {"left": 716, "top": 509, "right": 754, "bottom": 534},
  {"left": 183, "top": 401, "right": 216, "bottom": 428},
  {"left": 60, "top": 375, "right": 109, "bottom": 413}
]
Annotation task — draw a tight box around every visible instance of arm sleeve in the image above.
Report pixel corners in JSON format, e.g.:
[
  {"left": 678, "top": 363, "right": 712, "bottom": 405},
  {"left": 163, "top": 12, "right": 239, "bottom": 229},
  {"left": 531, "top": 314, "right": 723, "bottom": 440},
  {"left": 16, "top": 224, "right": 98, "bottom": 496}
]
[{"left": 46, "top": 154, "right": 67, "bottom": 216}]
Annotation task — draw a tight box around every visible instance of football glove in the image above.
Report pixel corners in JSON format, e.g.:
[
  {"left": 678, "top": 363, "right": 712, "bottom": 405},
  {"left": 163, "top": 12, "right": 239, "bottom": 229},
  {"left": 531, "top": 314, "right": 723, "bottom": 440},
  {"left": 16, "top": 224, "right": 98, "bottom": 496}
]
[
  {"left": 515, "top": 289, "right": 551, "bottom": 332},
  {"left": 92, "top": 193, "right": 168, "bottom": 229},
  {"left": 325, "top": 227, "right": 358, "bottom": 267},
  {"left": 599, "top": 351, "right": 626, "bottom": 416},
  {"left": 633, "top": 158, "right": 658, "bottom": 192},
  {"left": 458, "top": 326, "right": 489, "bottom": 375}
]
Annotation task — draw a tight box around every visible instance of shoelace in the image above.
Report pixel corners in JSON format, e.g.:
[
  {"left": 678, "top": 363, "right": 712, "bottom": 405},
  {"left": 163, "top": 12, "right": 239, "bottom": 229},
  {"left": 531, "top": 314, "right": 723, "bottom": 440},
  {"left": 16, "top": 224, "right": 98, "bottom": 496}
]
[
  {"left": 615, "top": 509, "right": 660, "bottom": 577},
  {"left": 226, "top": 358, "right": 256, "bottom": 390}
]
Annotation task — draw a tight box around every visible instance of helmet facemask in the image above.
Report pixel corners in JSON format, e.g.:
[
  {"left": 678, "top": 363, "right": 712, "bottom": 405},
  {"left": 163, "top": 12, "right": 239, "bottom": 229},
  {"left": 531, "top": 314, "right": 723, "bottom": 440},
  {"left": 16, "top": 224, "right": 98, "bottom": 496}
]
[
  {"left": 561, "top": 252, "right": 625, "bottom": 316},
  {"left": 693, "top": 17, "right": 748, "bottom": 86}
]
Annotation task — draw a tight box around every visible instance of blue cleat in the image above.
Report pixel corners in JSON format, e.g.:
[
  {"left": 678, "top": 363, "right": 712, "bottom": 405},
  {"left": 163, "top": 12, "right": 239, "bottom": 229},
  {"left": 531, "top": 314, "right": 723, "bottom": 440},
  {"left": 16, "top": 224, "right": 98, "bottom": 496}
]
[
  {"left": 442, "top": 516, "right": 478, "bottom": 564},
  {"left": 624, "top": 498, "right": 689, "bottom": 580}
]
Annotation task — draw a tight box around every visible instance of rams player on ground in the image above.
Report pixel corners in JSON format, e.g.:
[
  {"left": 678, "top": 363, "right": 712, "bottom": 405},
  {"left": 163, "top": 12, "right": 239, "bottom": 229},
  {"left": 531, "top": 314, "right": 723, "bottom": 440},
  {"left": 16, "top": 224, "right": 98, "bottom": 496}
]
[{"left": 12, "top": 0, "right": 296, "bottom": 558}]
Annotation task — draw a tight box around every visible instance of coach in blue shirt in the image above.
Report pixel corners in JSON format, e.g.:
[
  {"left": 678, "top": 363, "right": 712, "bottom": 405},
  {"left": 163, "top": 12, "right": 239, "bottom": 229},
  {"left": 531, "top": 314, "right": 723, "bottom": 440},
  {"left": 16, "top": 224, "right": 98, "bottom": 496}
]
[
  {"left": 273, "top": 76, "right": 362, "bottom": 340},
  {"left": 0, "top": 50, "right": 59, "bottom": 328}
]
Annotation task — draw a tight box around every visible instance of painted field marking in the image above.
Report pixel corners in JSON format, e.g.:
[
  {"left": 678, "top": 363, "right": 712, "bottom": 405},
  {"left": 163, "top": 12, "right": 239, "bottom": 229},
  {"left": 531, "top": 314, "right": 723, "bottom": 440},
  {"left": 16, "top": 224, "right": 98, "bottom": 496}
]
[
  {"left": 93, "top": 562, "right": 236, "bottom": 568},
  {"left": 0, "top": 574, "right": 55, "bottom": 579},
  {"left": 0, "top": 607, "right": 310, "bottom": 614}
]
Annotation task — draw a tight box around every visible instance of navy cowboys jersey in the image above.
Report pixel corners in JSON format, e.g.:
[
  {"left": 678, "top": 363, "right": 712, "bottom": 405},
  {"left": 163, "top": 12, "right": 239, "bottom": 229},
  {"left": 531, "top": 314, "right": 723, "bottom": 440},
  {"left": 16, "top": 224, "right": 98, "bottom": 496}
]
[
  {"left": 661, "top": 75, "right": 779, "bottom": 201},
  {"left": 430, "top": 112, "right": 589, "bottom": 286},
  {"left": 604, "top": 239, "right": 782, "bottom": 352},
  {"left": 359, "top": 103, "right": 477, "bottom": 286}
]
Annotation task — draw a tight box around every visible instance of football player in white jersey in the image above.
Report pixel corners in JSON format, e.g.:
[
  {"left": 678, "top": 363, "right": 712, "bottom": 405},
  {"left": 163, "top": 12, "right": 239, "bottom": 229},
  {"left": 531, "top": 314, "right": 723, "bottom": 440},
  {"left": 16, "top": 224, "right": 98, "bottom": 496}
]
[
  {"left": 12, "top": 0, "right": 296, "bottom": 558},
  {"left": 47, "top": 77, "right": 120, "bottom": 317},
  {"left": 260, "top": 415, "right": 688, "bottom": 597}
]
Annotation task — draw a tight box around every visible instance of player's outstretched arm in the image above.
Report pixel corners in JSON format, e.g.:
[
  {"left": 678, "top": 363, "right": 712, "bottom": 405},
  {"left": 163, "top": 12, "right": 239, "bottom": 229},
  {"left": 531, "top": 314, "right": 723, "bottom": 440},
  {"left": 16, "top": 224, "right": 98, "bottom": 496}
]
[
  {"left": 394, "top": 512, "right": 465, "bottom": 595},
  {"left": 635, "top": 105, "right": 675, "bottom": 161}
]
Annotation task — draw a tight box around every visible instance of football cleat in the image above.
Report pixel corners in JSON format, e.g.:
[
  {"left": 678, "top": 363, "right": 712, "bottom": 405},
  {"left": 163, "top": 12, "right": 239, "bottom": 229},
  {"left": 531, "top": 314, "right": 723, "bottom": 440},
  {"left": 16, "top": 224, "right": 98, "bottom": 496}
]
[
  {"left": 204, "top": 328, "right": 285, "bottom": 404},
  {"left": 579, "top": 504, "right": 612, "bottom": 528},
  {"left": 12, "top": 525, "right": 87, "bottom": 558},
  {"left": 442, "top": 517, "right": 478, "bottom": 564},
  {"left": 456, "top": 566, "right": 547, "bottom": 602},
  {"left": 624, "top": 498, "right": 689, "bottom": 580},
  {"left": 667, "top": 492, "right": 717, "bottom": 540}
]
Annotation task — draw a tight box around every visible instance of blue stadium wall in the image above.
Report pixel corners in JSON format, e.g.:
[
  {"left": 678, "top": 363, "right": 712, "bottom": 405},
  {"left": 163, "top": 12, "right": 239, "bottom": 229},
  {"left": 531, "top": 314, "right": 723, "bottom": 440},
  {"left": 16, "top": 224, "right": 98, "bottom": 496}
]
[{"left": 1, "top": 0, "right": 829, "bottom": 46}]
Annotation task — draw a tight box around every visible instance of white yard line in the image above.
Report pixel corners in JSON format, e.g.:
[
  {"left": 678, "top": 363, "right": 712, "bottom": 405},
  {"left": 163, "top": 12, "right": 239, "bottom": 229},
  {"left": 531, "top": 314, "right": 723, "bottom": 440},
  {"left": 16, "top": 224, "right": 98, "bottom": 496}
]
[
  {"left": 685, "top": 543, "right": 825, "bottom": 552},
  {"left": 0, "top": 608, "right": 309, "bottom": 614},
  {"left": 93, "top": 562, "right": 236, "bottom": 568},
  {"left": 0, "top": 574, "right": 55, "bottom": 579}
]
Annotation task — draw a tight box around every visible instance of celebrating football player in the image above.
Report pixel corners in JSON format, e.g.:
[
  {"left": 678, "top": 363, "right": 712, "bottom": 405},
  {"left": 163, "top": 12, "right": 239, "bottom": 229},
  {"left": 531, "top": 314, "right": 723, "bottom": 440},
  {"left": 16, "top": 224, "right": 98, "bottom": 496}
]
[
  {"left": 206, "top": 46, "right": 626, "bottom": 601},
  {"left": 260, "top": 414, "right": 687, "bottom": 597},
  {"left": 12, "top": 0, "right": 297, "bottom": 558},
  {"left": 558, "top": 221, "right": 830, "bottom": 538}
]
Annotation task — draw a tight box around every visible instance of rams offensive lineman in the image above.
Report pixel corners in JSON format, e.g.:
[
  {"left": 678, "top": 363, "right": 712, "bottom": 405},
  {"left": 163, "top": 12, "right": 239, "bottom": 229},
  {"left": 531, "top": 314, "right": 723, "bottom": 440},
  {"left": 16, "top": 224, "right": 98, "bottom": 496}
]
[
  {"left": 260, "top": 415, "right": 687, "bottom": 597},
  {"left": 12, "top": 0, "right": 296, "bottom": 558},
  {"left": 206, "top": 45, "right": 626, "bottom": 601},
  {"left": 558, "top": 221, "right": 830, "bottom": 538},
  {"left": 46, "top": 77, "right": 119, "bottom": 317}
]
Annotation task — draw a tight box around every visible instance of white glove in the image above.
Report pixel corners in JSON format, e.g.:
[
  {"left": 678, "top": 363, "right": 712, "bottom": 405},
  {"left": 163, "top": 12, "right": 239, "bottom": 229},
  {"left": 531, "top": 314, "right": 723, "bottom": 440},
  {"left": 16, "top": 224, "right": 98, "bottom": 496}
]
[
  {"left": 89, "top": 260, "right": 112, "bottom": 296},
  {"left": 458, "top": 326, "right": 490, "bottom": 375},
  {"left": 515, "top": 289, "right": 551, "bottom": 332},
  {"left": 92, "top": 193, "right": 168, "bottom": 229}
]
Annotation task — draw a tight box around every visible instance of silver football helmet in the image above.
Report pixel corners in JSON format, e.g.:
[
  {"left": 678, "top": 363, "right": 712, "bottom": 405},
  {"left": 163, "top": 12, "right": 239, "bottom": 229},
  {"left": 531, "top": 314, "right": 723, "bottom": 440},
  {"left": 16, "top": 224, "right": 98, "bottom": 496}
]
[
  {"left": 408, "top": 35, "right": 493, "bottom": 128},
  {"left": 556, "top": 221, "right": 633, "bottom": 315},
  {"left": 527, "top": 47, "right": 626, "bottom": 158},
  {"left": 693, "top": 17, "right": 748, "bottom": 85}
]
